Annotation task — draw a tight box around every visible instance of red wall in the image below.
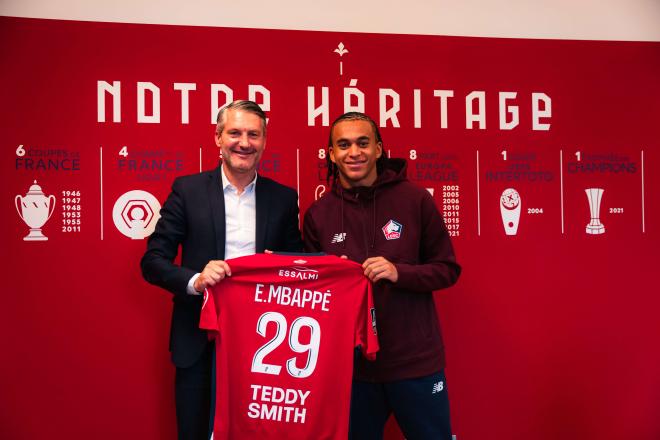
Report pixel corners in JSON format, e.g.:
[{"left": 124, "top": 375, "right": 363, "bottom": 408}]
[{"left": 1, "top": 17, "right": 659, "bottom": 440}]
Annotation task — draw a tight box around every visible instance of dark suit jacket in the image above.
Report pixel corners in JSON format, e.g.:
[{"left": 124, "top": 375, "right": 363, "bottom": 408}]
[{"left": 141, "top": 165, "right": 303, "bottom": 368}]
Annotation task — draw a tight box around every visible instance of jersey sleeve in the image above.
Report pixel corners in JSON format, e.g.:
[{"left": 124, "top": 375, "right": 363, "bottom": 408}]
[
  {"left": 355, "top": 280, "right": 379, "bottom": 361},
  {"left": 199, "top": 288, "right": 219, "bottom": 340}
]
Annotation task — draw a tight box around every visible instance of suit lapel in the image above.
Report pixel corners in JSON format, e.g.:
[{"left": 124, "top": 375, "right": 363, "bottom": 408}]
[
  {"left": 255, "top": 176, "right": 269, "bottom": 253},
  {"left": 208, "top": 165, "right": 226, "bottom": 260}
]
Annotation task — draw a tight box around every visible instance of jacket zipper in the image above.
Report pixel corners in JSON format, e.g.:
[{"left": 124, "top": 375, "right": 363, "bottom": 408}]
[{"left": 358, "top": 194, "right": 371, "bottom": 259}]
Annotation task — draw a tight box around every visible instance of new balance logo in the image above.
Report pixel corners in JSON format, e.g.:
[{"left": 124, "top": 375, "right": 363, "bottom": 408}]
[
  {"left": 432, "top": 381, "right": 444, "bottom": 394},
  {"left": 331, "top": 233, "right": 346, "bottom": 243}
]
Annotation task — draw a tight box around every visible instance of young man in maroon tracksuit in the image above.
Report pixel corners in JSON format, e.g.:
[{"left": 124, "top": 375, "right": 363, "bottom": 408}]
[{"left": 303, "top": 112, "right": 461, "bottom": 440}]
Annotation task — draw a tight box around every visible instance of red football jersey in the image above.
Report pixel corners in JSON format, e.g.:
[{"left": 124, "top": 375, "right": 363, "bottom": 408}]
[{"left": 200, "top": 253, "right": 378, "bottom": 440}]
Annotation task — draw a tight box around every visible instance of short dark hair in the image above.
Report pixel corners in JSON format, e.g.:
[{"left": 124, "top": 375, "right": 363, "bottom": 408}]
[
  {"left": 326, "top": 112, "right": 388, "bottom": 185},
  {"left": 215, "top": 100, "right": 267, "bottom": 136}
]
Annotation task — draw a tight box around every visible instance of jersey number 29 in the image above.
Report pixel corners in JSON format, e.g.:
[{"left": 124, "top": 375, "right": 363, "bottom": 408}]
[{"left": 251, "top": 311, "right": 321, "bottom": 378}]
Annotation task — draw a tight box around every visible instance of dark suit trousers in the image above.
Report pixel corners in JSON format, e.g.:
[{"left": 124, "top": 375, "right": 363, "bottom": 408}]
[{"left": 175, "top": 342, "right": 213, "bottom": 440}]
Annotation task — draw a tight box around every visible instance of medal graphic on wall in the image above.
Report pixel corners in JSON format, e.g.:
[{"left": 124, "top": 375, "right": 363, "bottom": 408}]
[
  {"left": 500, "top": 188, "right": 521, "bottom": 235},
  {"left": 112, "top": 190, "right": 161, "bottom": 239}
]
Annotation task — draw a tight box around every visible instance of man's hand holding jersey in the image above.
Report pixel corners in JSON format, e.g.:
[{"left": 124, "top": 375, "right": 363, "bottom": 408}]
[{"left": 194, "top": 260, "right": 232, "bottom": 292}]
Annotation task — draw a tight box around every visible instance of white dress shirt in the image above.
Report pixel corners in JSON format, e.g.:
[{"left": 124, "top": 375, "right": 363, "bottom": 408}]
[{"left": 187, "top": 167, "right": 257, "bottom": 295}]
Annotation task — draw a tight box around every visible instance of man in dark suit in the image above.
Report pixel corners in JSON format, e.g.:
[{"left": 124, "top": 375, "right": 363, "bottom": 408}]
[{"left": 141, "top": 100, "right": 302, "bottom": 440}]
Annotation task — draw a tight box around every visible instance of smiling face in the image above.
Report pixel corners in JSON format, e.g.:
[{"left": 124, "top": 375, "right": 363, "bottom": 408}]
[
  {"left": 215, "top": 109, "right": 266, "bottom": 182},
  {"left": 329, "top": 119, "right": 383, "bottom": 189}
]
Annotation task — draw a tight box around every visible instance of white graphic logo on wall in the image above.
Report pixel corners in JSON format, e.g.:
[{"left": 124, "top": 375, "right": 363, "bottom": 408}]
[
  {"left": 315, "top": 184, "right": 326, "bottom": 200},
  {"left": 585, "top": 188, "right": 605, "bottom": 235},
  {"left": 333, "top": 42, "right": 349, "bottom": 76},
  {"left": 15, "top": 180, "right": 56, "bottom": 241},
  {"left": 500, "top": 188, "right": 521, "bottom": 235},
  {"left": 112, "top": 190, "right": 161, "bottom": 239}
]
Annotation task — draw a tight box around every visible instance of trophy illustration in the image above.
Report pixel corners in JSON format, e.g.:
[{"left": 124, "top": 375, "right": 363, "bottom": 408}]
[
  {"left": 15, "top": 180, "right": 56, "bottom": 241},
  {"left": 500, "top": 188, "right": 521, "bottom": 235},
  {"left": 585, "top": 188, "right": 605, "bottom": 234}
]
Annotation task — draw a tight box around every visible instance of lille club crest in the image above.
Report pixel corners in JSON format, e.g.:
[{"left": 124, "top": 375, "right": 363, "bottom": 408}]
[{"left": 382, "top": 219, "right": 403, "bottom": 240}]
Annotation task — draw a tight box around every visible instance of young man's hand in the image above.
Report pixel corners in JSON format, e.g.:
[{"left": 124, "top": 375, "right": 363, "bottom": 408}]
[{"left": 362, "top": 257, "right": 398, "bottom": 283}]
